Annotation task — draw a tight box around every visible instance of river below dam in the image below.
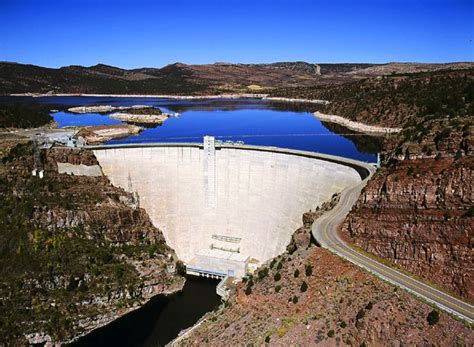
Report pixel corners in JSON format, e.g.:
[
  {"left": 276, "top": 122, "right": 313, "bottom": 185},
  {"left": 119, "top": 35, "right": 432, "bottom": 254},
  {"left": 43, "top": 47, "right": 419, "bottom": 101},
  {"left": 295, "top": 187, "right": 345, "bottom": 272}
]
[{"left": 70, "top": 277, "right": 220, "bottom": 347}]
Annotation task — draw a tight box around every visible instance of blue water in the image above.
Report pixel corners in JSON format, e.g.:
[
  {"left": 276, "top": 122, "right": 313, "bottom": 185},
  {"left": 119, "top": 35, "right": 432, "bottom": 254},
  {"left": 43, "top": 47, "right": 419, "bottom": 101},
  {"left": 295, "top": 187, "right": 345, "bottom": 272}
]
[
  {"left": 4, "top": 96, "right": 379, "bottom": 162},
  {"left": 52, "top": 111, "right": 122, "bottom": 127}
]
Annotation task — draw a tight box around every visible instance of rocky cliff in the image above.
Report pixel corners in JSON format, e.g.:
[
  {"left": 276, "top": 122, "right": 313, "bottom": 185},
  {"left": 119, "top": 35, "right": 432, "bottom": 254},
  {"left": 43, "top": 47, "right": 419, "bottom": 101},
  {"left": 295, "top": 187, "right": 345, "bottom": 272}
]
[
  {"left": 343, "top": 156, "right": 473, "bottom": 300},
  {"left": 341, "top": 88, "right": 474, "bottom": 301},
  {"left": 0, "top": 141, "right": 184, "bottom": 345}
]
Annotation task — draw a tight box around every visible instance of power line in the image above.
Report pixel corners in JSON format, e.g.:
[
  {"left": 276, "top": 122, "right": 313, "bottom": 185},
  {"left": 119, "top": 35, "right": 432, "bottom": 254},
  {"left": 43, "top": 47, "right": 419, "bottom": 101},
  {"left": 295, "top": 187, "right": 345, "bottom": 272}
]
[{"left": 108, "top": 132, "right": 376, "bottom": 143}]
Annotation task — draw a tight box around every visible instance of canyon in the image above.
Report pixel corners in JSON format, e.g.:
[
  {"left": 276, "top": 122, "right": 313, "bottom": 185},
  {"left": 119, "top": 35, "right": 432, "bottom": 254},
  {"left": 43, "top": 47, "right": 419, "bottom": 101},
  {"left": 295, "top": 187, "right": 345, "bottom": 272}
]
[{"left": 0, "top": 139, "right": 184, "bottom": 344}]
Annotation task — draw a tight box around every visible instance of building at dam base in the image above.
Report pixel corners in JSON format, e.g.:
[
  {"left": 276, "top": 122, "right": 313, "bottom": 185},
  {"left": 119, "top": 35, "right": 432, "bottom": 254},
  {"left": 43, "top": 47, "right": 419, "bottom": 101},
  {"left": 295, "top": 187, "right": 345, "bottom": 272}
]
[{"left": 94, "top": 141, "right": 361, "bottom": 278}]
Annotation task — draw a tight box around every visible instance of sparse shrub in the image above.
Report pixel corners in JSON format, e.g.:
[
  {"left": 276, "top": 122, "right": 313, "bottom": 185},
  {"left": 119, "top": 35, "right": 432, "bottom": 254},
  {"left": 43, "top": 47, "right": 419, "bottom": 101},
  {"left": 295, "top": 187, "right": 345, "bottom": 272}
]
[
  {"left": 277, "top": 262, "right": 283, "bottom": 270},
  {"left": 264, "top": 335, "right": 270, "bottom": 343},
  {"left": 305, "top": 264, "right": 313, "bottom": 276},
  {"left": 463, "top": 206, "right": 474, "bottom": 218},
  {"left": 292, "top": 295, "right": 299, "bottom": 304},
  {"left": 327, "top": 329, "right": 335, "bottom": 337},
  {"left": 444, "top": 210, "right": 452, "bottom": 221},
  {"left": 294, "top": 269, "right": 300, "bottom": 278},
  {"left": 300, "top": 281, "right": 308, "bottom": 292},
  {"left": 340, "top": 321, "right": 347, "bottom": 328},
  {"left": 274, "top": 273, "right": 281, "bottom": 282},
  {"left": 356, "top": 309, "right": 365, "bottom": 320},
  {"left": 175, "top": 260, "right": 186, "bottom": 276},
  {"left": 365, "top": 301, "right": 373, "bottom": 310},
  {"left": 277, "top": 326, "right": 287, "bottom": 337},
  {"left": 275, "top": 285, "right": 281, "bottom": 293},
  {"left": 427, "top": 309, "right": 440, "bottom": 325},
  {"left": 360, "top": 343, "right": 367, "bottom": 347},
  {"left": 245, "top": 286, "right": 252, "bottom": 296},
  {"left": 286, "top": 243, "right": 297, "bottom": 255},
  {"left": 258, "top": 267, "right": 269, "bottom": 280}
]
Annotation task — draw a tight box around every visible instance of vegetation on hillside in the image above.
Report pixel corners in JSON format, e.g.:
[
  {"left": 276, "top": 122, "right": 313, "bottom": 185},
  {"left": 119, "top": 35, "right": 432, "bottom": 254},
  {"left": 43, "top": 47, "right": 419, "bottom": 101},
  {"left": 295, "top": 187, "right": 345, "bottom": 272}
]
[
  {"left": 0, "top": 140, "right": 181, "bottom": 344},
  {"left": 270, "top": 69, "right": 474, "bottom": 129},
  {"left": 0, "top": 104, "right": 52, "bottom": 128}
]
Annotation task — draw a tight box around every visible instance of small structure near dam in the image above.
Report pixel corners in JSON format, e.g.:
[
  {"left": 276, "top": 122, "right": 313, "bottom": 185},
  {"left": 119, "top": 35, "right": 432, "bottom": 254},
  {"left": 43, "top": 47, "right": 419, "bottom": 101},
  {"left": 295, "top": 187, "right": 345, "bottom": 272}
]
[{"left": 93, "top": 138, "right": 362, "bottom": 279}]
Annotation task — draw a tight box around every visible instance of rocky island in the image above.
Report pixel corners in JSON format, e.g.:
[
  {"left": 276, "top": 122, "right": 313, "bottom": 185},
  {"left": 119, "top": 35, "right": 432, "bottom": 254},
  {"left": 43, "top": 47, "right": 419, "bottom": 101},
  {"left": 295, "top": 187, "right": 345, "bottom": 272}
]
[
  {"left": 110, "top": 107, "right": 176, "bottom": 125},
  {"left": 67, "top": 105, "right": 152, "bottom": 114},
  {"left": 75, "top": 124, "right": 143, "bottom": 144}
]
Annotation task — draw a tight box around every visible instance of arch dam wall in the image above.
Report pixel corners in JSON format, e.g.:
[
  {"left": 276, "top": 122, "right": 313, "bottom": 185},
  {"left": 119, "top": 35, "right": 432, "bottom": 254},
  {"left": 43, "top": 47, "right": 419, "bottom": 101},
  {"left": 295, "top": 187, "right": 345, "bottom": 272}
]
[{"left": 93, "top": 145, "right": 361, "bottom": 267}]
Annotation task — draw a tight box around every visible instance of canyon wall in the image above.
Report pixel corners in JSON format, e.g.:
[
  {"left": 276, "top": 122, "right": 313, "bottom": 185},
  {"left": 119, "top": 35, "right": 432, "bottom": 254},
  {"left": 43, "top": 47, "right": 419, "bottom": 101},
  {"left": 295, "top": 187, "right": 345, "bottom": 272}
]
[{"left": 343, "top": 156, "right": 473, "bottom": 300}]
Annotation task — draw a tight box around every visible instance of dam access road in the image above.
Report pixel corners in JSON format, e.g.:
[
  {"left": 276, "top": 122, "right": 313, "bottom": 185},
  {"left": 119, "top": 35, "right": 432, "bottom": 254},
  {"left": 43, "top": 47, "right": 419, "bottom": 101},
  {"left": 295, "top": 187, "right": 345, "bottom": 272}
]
[
  {"left": 312, "top": 163, "right": 474, "bottom": 324},
  {"left": 85, "top": 142, "right": 473, "bottom": 324}
]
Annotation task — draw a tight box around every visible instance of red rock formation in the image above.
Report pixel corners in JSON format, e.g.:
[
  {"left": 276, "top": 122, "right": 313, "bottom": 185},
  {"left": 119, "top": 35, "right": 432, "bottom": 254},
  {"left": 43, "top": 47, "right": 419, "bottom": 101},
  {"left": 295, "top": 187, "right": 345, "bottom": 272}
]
[{"left": 343, "top": 156, "right": 473, "bottom": 300}]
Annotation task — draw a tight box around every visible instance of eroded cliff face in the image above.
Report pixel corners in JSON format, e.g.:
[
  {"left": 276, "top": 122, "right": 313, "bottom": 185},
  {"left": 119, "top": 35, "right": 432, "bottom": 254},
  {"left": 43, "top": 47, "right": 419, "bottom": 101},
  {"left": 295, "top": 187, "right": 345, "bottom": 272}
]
[
  {"left": 0, "top": 143, "right": 184, "bottom": 345},
  {"left": 343, "top": 156, "right": 473, "bottom": 300}
]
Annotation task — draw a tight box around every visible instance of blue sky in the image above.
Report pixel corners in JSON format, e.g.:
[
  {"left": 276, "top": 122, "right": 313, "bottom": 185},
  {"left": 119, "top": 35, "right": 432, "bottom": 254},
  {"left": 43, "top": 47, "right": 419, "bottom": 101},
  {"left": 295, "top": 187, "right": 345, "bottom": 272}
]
[{"left": 0, "top": 0, "right": 472, "bottom": 68}]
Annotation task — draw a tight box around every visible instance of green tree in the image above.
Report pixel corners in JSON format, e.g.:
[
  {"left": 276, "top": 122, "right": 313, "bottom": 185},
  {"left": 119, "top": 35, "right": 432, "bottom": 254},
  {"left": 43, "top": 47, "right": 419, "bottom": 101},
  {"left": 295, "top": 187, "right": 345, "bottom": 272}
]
[
  {"left": 300, "top": 281, "right": 308, "bottom": 292},
  {"left": 427, "top": 310, "right": 439, "bottom": 325}
]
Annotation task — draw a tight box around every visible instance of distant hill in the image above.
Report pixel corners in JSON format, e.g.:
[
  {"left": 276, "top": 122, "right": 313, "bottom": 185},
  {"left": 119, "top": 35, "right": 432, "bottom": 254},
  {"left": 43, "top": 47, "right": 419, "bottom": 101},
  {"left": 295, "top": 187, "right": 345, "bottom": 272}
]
[{"left": 0, "top": 61, "right": 472, "bottom": 95}]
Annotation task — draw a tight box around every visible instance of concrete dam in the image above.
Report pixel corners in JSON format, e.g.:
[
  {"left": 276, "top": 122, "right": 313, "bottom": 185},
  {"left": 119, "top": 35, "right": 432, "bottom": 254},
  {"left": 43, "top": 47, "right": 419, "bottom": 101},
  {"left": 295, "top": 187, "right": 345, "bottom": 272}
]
[{"left": 93, "top": 139, "right": 362, "bottom": 278}]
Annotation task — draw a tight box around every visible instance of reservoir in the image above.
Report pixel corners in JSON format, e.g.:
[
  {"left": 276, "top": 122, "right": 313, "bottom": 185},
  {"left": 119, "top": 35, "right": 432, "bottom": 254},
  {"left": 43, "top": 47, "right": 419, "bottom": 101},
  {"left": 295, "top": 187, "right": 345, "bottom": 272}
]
[{"left": 4, "top": 96, "right": 382, "bottom": 162}]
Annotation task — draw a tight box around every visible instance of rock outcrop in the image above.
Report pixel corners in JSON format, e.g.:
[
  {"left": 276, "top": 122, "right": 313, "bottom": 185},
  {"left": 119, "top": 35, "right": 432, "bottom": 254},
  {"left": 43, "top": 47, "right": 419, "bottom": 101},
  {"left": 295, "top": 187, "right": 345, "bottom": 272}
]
[
  {"left": 67, "top": 105, "right": 152, "bottom": 113},
  {"left": 75, "top": 124, "right": 143, "bottom": 144},
  {"left": 343, "top": 156, "right": 474, "bottom": 300}
]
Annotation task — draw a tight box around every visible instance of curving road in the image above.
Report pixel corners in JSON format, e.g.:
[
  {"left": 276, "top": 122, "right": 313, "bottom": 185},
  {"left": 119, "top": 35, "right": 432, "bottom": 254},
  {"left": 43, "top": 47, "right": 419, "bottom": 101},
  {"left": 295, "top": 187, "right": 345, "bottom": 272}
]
[{"left": 312, "top": 164, "right": 474, "bottom": 324}]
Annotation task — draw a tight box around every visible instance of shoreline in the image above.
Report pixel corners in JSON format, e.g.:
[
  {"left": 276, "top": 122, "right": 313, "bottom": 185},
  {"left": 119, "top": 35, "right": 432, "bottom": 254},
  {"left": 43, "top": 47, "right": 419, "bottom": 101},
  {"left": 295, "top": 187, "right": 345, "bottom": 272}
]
[
  {"left": 8, "top": 92, "right": 328, "bottom": 104},
  {"left": 8, "top": 92, "right": 401, "bottom": 134},
  {"left": 314, "top": 111, "right": 402, "bottom": 134}
]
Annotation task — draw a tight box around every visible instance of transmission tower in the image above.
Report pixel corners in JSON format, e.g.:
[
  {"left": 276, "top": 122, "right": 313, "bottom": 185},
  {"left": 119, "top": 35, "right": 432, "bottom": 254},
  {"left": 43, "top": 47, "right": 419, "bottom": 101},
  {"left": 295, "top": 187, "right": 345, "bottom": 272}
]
[
  {"left": 32, "top": 137, "right": 44, "bottom": 178},
  {"left": 127, "top": 172, "right": 140, "bottom": 209}
]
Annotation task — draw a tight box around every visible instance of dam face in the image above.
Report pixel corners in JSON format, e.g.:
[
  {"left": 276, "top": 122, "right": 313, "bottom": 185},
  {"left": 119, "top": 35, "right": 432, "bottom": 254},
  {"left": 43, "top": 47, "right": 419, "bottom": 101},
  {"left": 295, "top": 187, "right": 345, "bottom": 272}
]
[{"left": 94, "top": 145, "right": 360, "bottom": 273}]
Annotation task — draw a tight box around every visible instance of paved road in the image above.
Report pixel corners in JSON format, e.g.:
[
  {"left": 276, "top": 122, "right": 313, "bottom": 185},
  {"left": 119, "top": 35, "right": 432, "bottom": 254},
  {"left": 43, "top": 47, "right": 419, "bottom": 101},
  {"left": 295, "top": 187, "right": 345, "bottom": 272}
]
[{"left": 312, "top": 164, "right": 474, "bottom": 324}]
